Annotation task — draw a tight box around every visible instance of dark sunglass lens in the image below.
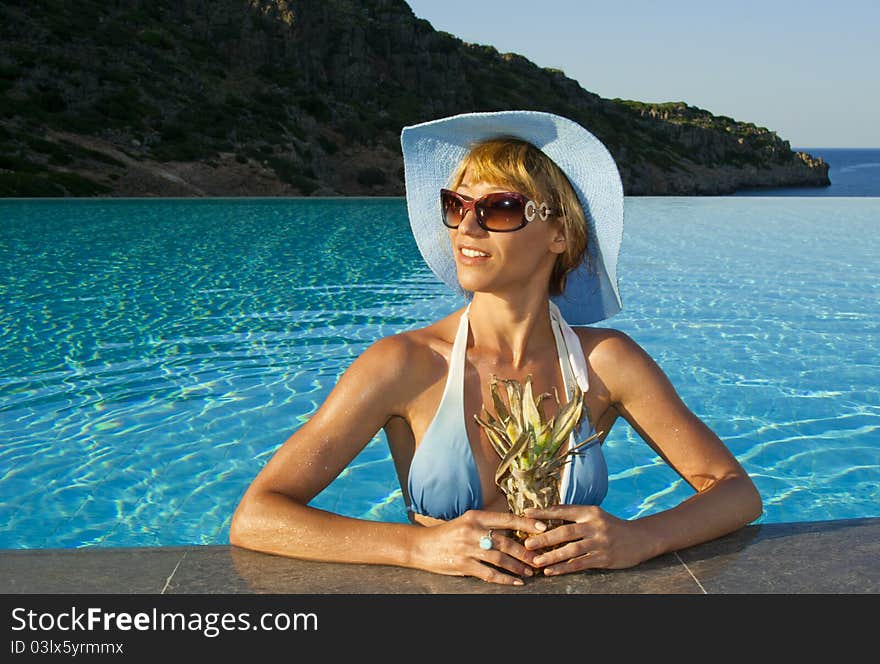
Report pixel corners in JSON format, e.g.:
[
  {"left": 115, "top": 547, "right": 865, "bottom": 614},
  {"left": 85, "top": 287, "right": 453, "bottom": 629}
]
[
  {"left": 480, "top": 194, "right": 525, "bottom": 231},
  {"left": 440, "top": 192, "right": 463, "bottom": 227}
]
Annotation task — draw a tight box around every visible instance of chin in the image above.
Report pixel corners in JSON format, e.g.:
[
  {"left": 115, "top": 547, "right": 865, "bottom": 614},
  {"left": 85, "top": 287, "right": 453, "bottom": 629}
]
[{"left": 455, "top": 270, "right": 494, "bottom": 294}]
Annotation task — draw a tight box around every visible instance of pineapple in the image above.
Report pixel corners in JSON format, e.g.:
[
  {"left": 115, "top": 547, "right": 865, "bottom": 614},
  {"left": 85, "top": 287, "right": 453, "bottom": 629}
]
[{"left": 474, "top": 374, "right": 601, "bottom": 543}]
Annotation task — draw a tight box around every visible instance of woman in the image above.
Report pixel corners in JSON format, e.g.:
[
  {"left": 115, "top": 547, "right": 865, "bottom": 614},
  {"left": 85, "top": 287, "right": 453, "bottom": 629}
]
[{"left": 230, "top": 110, "right": 763, "bottom": 586}]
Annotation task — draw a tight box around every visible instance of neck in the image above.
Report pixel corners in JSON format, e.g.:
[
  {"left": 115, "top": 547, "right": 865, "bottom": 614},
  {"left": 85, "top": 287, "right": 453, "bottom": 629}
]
[{"left": 467, "top": 291, "right": 555, "bottom": 369}]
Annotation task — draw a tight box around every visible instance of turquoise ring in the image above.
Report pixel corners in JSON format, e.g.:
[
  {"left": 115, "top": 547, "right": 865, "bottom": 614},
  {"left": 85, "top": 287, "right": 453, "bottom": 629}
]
[{"left": 478, "top": 530, "right": 495, "bottom": 551}]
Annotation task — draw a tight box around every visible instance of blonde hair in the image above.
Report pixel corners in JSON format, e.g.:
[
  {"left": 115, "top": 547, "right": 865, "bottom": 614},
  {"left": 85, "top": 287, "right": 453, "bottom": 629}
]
[{"left": 448, "top": 138, "right": 589, "bottom": 296}]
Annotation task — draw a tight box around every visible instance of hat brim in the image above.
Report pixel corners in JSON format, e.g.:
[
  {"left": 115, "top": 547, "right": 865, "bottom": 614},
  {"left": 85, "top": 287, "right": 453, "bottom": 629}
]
[{"left": 401, "top": 110, "right": 624, "bottom": 325}]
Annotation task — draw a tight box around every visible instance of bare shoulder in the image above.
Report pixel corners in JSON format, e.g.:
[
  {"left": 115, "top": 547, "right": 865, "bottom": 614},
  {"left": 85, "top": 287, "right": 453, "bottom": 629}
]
[
  {"left": 572, "top": 325, "right": 641, "bottom": 365},
  {"left": 351, "top": 308, "right": 463, "bottom": 390},
  {"left": 572, "top": 326, "right": 666, "bottom": 403}
]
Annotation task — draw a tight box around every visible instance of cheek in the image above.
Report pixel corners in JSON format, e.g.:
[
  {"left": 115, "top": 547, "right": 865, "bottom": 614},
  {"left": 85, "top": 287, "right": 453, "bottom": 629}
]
[{"left": 503, "top": 236, "right": 558, "bottom": 275}]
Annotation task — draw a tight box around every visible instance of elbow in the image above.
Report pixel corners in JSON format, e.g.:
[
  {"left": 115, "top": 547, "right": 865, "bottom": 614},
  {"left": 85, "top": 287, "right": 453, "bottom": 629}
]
[
  {"left": 748, "top": 484, "right": 764, "bottom": 524},
  {"left": 709, "top": 472, "right": 763, "bottom": 526},
  {"left": 738, "top": 475, "right": 764, "bottom": 525},
  {"left": 229, "top": 496, "right": 259, "bottom": 550},
  {"left": 228, "top": 515, "right": 246, "bottom": 549},
  {"left": 229, "top": 488, "right": 307, "bottom": 553}
]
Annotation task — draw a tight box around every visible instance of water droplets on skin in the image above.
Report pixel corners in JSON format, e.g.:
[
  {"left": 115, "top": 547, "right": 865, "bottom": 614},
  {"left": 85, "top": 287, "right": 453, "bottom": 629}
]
[{"left": 1, "top": 197, "right": 878, "bottom": 548}]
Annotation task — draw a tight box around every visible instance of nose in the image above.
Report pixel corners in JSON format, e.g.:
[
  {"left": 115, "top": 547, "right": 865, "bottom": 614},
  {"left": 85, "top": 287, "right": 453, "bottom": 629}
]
[{"left": 457, "top": 207, "right": 487, "bottom": 237}]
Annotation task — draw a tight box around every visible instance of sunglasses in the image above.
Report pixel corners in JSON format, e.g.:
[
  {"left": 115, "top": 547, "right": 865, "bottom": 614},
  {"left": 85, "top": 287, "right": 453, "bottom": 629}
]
[{"left": 440, "top": 189, "right": 556, "bottom": 233}]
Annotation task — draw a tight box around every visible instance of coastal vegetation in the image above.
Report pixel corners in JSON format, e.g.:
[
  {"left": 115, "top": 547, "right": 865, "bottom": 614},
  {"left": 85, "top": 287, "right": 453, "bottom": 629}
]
[{"left": 0, "top": 0, "right": 829, "bottom": 197}]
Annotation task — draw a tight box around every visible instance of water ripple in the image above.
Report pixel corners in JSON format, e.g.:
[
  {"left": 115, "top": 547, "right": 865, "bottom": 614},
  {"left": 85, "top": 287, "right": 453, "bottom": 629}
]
[{"left": 2, "top": 197, "right": 878, "bottom": 548}]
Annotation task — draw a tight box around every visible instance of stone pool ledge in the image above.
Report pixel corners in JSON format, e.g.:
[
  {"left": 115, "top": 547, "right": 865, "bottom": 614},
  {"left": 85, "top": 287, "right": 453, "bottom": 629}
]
[{"left": 2, "top": 517, "right": 878, "bottom": 594}]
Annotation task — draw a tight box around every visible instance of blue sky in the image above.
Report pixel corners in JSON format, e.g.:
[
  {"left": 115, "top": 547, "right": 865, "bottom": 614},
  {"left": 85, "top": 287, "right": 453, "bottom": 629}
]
[{"left": 406, "top": 0, "right": 878, "bottom": 147}]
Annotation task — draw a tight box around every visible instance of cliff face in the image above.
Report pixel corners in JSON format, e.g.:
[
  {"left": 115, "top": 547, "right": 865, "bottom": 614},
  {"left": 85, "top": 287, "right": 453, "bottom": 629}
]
[{"left": 0, "top": 0, "right": 830, "bottom": 197}]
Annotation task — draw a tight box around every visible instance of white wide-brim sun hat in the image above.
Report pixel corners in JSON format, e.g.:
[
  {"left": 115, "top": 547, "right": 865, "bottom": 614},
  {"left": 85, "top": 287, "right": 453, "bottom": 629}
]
[{"left": 400, "top": 110, "right": 625, "bottom": 326}]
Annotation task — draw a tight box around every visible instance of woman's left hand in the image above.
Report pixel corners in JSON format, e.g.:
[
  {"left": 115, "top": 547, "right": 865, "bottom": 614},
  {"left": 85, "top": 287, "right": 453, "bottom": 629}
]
[{"left": 522, "top": 505, "right": 653, "bottom": 575}]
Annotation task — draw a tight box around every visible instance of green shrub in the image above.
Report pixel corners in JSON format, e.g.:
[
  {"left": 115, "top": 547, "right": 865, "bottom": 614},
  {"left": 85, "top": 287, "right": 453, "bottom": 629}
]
[
  {"left": 138, "top": 30, "right": 174, "bottom": 51},
  {"left": 7, "top": 46, "right": 36, "bottom": 68},
  {"left": 0, "top": 64, "right": 21, "bottom": 81},
  {"left": 290, "top": 174, "right": 318, "bottom": 195},
  {"left": 93, "top": 87, "right": 143, "bottom": 126},
  {"left": 48, "top": 150, "right": 73, "bottom": 165},
  {"left": 152, "top": 134, "right": 209, "bottom": 161},
  {"left": 62, "top": 109, "right": 106, "bottom": 134},
  {"left": 159, "top": 123, "right": 186, "bottom": 141},
  {"left": 0, "top": 153, "right": 44, "bottom": 172},
  {"left": 57, "top": 140, "right": 126, "bottom": 167},
  {"left": 98, "top": 66, "right": 135, "bottom": 85},
  {"left": 26, "top": 136, "right": 68, "bottom": 159},
  {"left": 49, "top": 171, "right": 111, "bottom": 195},
  {"left": 225, "top": 94, "right": 246, "bottom": 108},
  {"left": 0, "top": 172, "right": 64, "bottom": 196},
  {"left": 317, "top": 135, "right": 338, "bottom": 154},
  {"left": 357, "top": 167, "right": 386, "bottom": 187},
  {"left": 293, "top": 142, "right": 311, "bottom": 159},
  {"left": 256, "top": 64, "right": 279, "bottom": 79},
  {"left": 95, "top": 25, "right": 133, "bottom": 49},
  {"left": 266, "top": 155, "right": 300, "bottom": 182},
  {"left": 35, "top": 90, "right": 67, "bottom": 113},
  {"left": 300, "top": 96, "right": 331, "bottom": 122}
]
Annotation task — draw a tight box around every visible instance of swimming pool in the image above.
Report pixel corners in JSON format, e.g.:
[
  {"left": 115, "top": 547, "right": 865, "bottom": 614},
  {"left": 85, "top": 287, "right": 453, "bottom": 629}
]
[{"left": 1, "top": 196, "right": 878, "bottom": 549}]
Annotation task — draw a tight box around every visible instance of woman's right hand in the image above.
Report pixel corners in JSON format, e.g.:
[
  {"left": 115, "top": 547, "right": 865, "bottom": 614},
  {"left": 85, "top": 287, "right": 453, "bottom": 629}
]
[{"left": 414, "top": 510, "right": 548, "bottom": 585}]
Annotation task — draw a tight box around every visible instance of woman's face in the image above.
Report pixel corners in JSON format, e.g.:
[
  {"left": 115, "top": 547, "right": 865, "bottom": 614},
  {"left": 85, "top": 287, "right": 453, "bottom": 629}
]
[{"left": 448, "top": 176, "right": 566, "bottom": 296}]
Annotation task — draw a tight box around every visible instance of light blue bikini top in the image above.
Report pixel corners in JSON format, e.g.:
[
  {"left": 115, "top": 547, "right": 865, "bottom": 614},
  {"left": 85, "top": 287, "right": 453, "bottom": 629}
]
[{"left": 407, "top": 301, "right": 608, "bottom": 520}]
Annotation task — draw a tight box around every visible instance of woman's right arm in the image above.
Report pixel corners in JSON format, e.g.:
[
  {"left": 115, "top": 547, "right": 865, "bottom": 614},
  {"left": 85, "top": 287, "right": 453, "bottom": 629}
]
[
  {"left": 229, "top": 334, "right": 543, "bottom": 584},
  {"left": 229, "top": 334, "right": 425, "bottom": 567}
]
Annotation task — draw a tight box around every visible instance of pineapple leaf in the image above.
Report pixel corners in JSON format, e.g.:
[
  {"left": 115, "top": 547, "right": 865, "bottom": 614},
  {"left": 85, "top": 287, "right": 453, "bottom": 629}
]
[
  {"left": 533, "top": 421, "right": 553, "bottom": 455},
  {"left": 494, "top": 431, "right": 530, "bottom": 487},
  {"left": 478, "top": 407, "right": 505, "bottom": 436},
  {"left": 549, "top": 385, "right": 584, "bottom": 454},
  {"left": 489, "top": 376, "right": 511, "bottom": 425},
  {"left": 569, "top": 429, "right": 602, "bottom": 454},
  {"left": 535, "top": 391, "right": 553, "bottom": 416},
  {"left": 505, "top": 419, "right": 521, "bottom": 443},
  {"left": 474, "top": 411, "right": 511, "bottom": 457},
  {"left": 522, "top": 375, "right": 545, "bottom": 437},
  {"left": 504, "top": 379, "right": 524, "bottom": 433}
]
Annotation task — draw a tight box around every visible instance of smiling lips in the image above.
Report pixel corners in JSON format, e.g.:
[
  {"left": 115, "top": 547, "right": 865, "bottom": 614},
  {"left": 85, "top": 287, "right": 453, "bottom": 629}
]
[{"left": 459, "top": 245, "right": 490, "bottom": 259}]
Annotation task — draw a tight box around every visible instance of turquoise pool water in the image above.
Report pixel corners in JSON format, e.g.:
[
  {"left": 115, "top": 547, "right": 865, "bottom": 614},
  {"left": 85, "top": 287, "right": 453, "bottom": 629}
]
[{"left": 1, "top": 196, "right": 878, "bottom": 549}]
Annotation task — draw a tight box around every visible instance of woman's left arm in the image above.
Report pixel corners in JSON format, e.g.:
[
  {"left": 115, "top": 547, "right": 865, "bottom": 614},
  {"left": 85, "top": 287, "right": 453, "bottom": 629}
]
[{"left": 523, "top": 329, "right": 763, "bottom": 575}]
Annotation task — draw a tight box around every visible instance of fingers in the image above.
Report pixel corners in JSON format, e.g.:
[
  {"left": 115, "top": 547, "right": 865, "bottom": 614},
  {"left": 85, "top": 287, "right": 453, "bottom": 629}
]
[
  {"left": 478, "top": 537, "right": 537, "bottom": 578},
  {"left": 461, "top": 510, "right": 545, "bottom": 566},
  {"left": 530, "top": 539, "right": 583, "bottom": 566},
  {"left": 486, "top": 529, "right": 540, "bottom": 567},
  {"left": 467, "top": 558, "right": 526, "bottom": 586},
  {"left": 442, "top": 512, "right": 540, "bottom": 584},
  {"left": 523, "top": 505, "right": 597, "bottom": 522},
  {"left": 540, "top": 550, "right": 602, "bottom": 576},
  {"left": 469, "top": 510, "right": 548, "bottom": 537},
  {"left": 520, "top": 521, "right": 602, "bottom": 575},
  {"left": 523, "top": 522, "right": 593, "bottom": 553},
  {"left": 455, "top": 510, "right": 607, "bottom": 584}
]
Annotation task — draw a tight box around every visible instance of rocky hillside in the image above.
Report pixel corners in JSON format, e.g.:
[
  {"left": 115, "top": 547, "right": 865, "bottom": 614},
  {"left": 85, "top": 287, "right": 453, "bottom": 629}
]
[{"left": 0, "top": 0, "right": 829, "bottom": 197}]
